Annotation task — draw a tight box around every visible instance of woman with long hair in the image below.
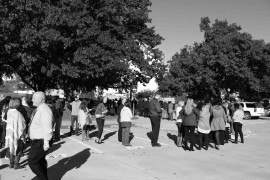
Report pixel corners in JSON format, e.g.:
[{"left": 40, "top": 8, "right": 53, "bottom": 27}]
[
  {"left": 5, "top": 97, "right": 26, "bottom": 169},
  {"left": 78, "top": 100, "right": 91, "bottom": 141},
  {"left": 210, "top": 98, "right": 226, "bottom": 150},
  {"left": 95, "top": 97, "right": 108, "bottom": 144},
  {"left": 197, "top": 103, "right": 211, "bottom": 150},
  {"left": 175, "top": 100, "right": 185, "bottom": 147},
  {"left": 179, "top": 98, "right": 200, "bottom": 151}
]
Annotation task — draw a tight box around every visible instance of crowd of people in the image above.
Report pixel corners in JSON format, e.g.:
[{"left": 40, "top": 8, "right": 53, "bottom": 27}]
[{"left": 0, "top": 92, "right": 245, "bottom": 180}]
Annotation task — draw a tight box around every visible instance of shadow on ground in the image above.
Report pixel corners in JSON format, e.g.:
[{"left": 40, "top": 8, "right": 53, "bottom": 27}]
[{"left": 32, "top": 148, "right": 91, "bottom": 180}]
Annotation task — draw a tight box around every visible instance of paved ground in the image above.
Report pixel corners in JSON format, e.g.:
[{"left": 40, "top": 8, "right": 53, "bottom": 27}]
[{"left": 1, "top": 112, "right": 270, "bottom": 180}]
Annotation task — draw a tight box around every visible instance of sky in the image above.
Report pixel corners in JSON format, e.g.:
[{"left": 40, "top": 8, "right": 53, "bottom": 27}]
[{"left": 149, "top": 0, "right": 270, "bottom": 63}]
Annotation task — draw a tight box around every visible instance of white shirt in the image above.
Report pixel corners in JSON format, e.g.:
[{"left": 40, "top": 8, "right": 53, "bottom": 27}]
[
  {"left": 29, "top": 103, "right": 53, "bottom": 141},
  {"left": 232, "top": 109, "right": 245, "bottom": 124},
  {"left": 175, "top": 106, "right": 183, "bottom": 122},
  {"left": 70, "top": 100, "right": 81, "bottom": 116},
  {"left": 120, "top": 106, "right": 133, "bottom": 122}
]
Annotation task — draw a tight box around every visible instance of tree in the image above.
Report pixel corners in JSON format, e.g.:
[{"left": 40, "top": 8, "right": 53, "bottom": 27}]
[
  {"left": 158, "top": 17, "right": 270, "bottom": 101},
  {"left": 0, "top": 0, "right": 165, "bottom": 93}
]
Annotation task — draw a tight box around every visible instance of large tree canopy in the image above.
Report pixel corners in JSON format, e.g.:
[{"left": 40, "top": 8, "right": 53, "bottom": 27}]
[
  {"left": 0, "top": 0, "right": 165, "bottom": 93},
  {"left": 158, "top": 17, "right": 270, "bottom": 101}
]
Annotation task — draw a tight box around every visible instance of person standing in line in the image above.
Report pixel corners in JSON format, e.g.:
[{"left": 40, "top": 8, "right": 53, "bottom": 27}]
[
  {"left": 120, "top": 101, "right": 133, "bottom": 146},
  {"left": 222, "top": 102, "right": 231, "bottom": 143},
  {"left": 210, "top": 98, "right": 226, "bottom": 150},
  {"left": 0, "top": 96, "right": 12, "bottom": 148},
  {"left": 28, "top": 92, "right": 53, "bottom": 180},
  {"left": 69, "top": 96, "right": 81, "bottom": 136},
  {"left": 5, "top": 98, "right": 26, "bottom": 169},
  {"left": 175, "top": 101, "right": 185, "bottom": 147},
  {"left": 20, "top": 96, "right": 34, "bottom": 141},
  {"left": 232, "top": 103, "right": 245, "bottom": 144},
  {"left": 179, "top": 98, "right": 200, "bottom": 151},
  {"left": 53, "top": 95, "right": 65, "bottom": 141},
  {"left": 168, "top": 101, "right": 174, "bottom": 121},
  {"left": 117, "top": 98, "right": 126, "bottom": 142},
  {"left": 162, "top": 101, "right": 168, "bottom": 120},
  {"left": 95, "top": 97, "right": 108, "bottom": 144},
  {"left": 78, "top": 100, "right": 91, "bottom": 141},
  {"left": 197, "top": 103, "right": 211, "bottom": 150},
  {"left": 148, "top": 94, "right": 163, "bottom": 147}
]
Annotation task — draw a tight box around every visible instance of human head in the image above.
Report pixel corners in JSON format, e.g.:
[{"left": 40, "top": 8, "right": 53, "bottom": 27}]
[
  {"left": 178, "top": 100, "right": 185, "bottom": 107},
  {"left": 212, "top": 98, "right": 222, "bottom": 106},
  {"left": 201, "top": 104, "right": 210, "bottom": 114},
  {"left": 9, "top": 97, "right": 21, "bottom": 109},
  {"left": 121, "top": 98, "right": 127, "bottom": 105},
  {"left": 234, "top": 103, "right": 240, "bottom": 110},
  {"left": 184, "top": 98, "right": 194, "bottom": 115},
  {"left": 154, "top": 94, "right": 161, "bottom": 100},
  {"left": 21, "top": 96, "right": 28, "bottom": 106},
  {"left": 32, "top": 91, "right": 46, "bottom": 107},
  {"left": 75, "top": 96, "right": 80, "bottom": 101},
  {"left": 103, "top": 96, "right": 108, "bottom": 104},
  {"left": 222, "top": 102, "right": 228, "bottom": 108}
]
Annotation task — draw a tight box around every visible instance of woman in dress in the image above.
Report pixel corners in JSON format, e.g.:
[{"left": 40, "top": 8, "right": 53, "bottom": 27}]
[
  {"left": 5, "top": 97, "right": 26, "bottom": 169},
  {"left": 95, "top": 97, "right": 108, "bottom": 144},
  {"left": 210, "top": 98, "right": 226, "bottom": 150},
  {"left": 78, "top": 100, "right": 91, "bottom": 141}
]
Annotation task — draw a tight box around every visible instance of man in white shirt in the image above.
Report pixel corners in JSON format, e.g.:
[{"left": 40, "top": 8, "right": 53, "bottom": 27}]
[
  {"left": 69, "top": 96, "right": 81, "bottom": 136},
  {"left": 28, "top": 92, "right": 53, "bottom": 180}
]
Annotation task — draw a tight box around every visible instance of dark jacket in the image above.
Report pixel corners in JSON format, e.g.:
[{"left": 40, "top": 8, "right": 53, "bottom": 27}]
[
  {"left": 180, "top": 107, "right": 200, "bottom": 126},
  {"left": 149, "top": 98, "right": 162, "bottom": 117}
]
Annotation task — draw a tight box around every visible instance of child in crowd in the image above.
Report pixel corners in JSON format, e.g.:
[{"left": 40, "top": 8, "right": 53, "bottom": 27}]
[{"left": 78, "top": 101, "right": 92, "bottom": 141}]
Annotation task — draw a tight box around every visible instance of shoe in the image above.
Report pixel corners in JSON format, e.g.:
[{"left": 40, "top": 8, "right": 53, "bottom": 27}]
[
  {"left": 9, "top": 164, "right": 14, "bottom": 168},
  {"left": 216, "top": 145, "right": 220, "bottom": 150},
  {"left": 241, "top": 140, "right": 244, "bottom": 144},
  {"left": 124, "top": 144, "right": 132, "bottom": 146},
  {"left": 205, "top": 147, "right": 208, "bottom": 151},
  {"left": 190, "top": 147, "right": 194, "bottom": 151},
  {"left": 152, "top": 143, "right": 161, "bottom": 147},
  {"left": 14, "top": 164, "right": 23, "bottom": 169},
  {"left": 234, "top": 141, "right": 238, "bottom": 144}
]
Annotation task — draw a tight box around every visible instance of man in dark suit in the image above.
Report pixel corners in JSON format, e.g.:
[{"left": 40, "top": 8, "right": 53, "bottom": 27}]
[{"left": 148, "top": 94, "right": 163, "bottom": 147}]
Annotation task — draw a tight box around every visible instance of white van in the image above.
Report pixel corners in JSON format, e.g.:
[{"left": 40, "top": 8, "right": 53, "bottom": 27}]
[{"left": 236, "top": 102, "right": 264, "bottom": 119}]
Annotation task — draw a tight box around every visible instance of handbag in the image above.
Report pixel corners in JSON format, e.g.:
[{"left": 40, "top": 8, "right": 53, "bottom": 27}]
[{"left": 95, "top": 114, "right": 105, "bottom": 119}]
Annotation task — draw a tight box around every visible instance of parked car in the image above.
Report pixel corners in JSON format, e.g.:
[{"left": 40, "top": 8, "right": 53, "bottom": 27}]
[{"left": 235, "top": 102, "right": 264, "bottom": 119}]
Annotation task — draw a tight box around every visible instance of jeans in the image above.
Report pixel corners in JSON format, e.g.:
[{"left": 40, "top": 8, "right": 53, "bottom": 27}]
[
  {"left": 233, "top": 122, "right": 243, "bottom": 142},
  {"left": 0, "top": 121, "right": 6, "bottom": 145},
  {"left": 121, "top": 122, "right": 131, "bottom": 146},
  {"left": 214, "top": 130, "right": 224, "bottom": 145},
  {"left": 54, "top": 116, "right": 63, "bottom": 140},
  {"left": 70, "top": 115, "right": 78, "bottom": 135},
  {"left": 118, "top": 121, "right": 122, "bottom": 142},
  {"left": 149, "top": 116, "right": 161, "bottom": 144},
  {"left": 183, "top": 126, "right": 196, "bottom": 149},
  {"left": 96, "top": 118, "right": 105, "bottom": 139},
  {"left": 198, "top": 132, "right": 209, "bottom": 149}
]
